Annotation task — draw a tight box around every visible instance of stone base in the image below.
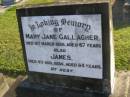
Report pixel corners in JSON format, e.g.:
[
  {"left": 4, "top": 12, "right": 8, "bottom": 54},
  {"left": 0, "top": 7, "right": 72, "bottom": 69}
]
[{"left": 16, "top": 79, "right": 109, "bottom": 97}]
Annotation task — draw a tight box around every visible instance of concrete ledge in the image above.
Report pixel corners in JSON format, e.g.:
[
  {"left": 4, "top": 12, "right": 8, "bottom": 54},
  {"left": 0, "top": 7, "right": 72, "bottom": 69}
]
[
  {"left": 0, "top": 73, "right": 9, "bottom": 97},
  {"left": 3, "top": 75, "right": 25, "bottom": 97},
  {"left": 110, "top": 71, "right": 130, "bottom": 97}
]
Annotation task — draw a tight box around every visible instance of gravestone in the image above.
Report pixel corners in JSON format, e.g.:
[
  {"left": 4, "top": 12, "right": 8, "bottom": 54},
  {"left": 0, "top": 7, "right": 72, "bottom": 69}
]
[
  {"left": 1, "top": 0, "right": 14, "bottom": 6},
  {"left": 123, "top": 0, "right": 130, "bottom": 22},
  {"left": 16, "top": 2, "right": 115, "bottom": 97}
]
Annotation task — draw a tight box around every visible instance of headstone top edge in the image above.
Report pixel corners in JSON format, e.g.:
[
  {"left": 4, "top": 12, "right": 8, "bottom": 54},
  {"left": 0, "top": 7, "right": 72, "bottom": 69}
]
[{"left": 17, "top": 1, "right": 110, "bottom": 10}]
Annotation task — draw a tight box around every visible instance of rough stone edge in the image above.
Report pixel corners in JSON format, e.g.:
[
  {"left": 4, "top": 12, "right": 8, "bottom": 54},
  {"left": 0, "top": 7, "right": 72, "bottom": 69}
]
[
  {"left": 3, "top": 75, "right": 26, "bottom": 97},
  {"left": 109, "top": 71, "right": 130, "bottom": 97},
  {"left": 17, "top": 0, "right": 110, "bottom": 9},
  {"left": 0, "top": 73, "right": 9, "bottom": 97}
]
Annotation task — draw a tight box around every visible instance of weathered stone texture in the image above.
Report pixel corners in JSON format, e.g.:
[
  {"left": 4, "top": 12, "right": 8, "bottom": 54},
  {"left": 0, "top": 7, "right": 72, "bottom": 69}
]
[
  {"left": 0, "top": 73, "right": 9, "bottom": 97},
  {"left": 110, "top": 71, "right": 130, "bottom": 97}
]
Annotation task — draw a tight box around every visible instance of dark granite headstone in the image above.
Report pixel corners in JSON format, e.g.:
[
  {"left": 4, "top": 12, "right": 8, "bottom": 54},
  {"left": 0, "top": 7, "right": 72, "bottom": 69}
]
[{"left": 16, "top": 2, "right": 115, "bottom": 97}]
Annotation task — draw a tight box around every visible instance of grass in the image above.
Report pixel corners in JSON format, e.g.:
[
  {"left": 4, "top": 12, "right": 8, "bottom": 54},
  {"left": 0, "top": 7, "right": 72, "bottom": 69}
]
[
  {"left": 114, "top": 26, "right": 130, "bottom": 70},
  {"left": 0, "top": 0, "right": 1, "bottom": 4},
  {"left": 0, "top": 0, "right": 130, "bottom": 75},
  {"left": 0, "top": 6, "right": 25, "bottom": 75},
  {"left": 0, "top": 0, "right": 54, "bottom": 75}
]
